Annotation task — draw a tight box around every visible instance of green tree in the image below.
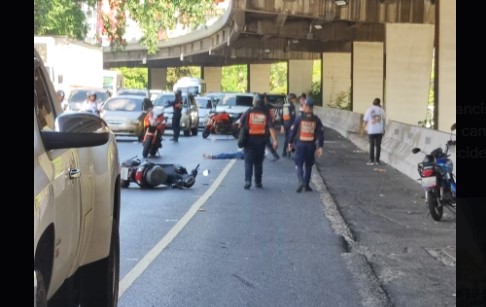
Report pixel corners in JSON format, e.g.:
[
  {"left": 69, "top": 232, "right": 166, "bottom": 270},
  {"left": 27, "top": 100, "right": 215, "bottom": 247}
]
[
  {"left": 115, "top": 67, "right": 148, "bottom": 89},
  {"left": 34, "top": 0, "right": 96, "bottom": 39},
  {"left": 221, "top": 65, "right": 247, "bottom": 92},
  {"left": 270, "top": 62, "right": 287, "bottom": 93}
]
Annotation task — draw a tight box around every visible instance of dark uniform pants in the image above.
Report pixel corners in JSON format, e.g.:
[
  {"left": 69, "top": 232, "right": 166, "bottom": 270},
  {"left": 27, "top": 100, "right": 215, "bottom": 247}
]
[
  {"left": 172, "top": 113, "right": 182, "bottom": 141},
  {"left": 244, "top": 136, "right": 267, "bottom": 184},
  {"left": 294, "top": 142, "right": 316, "bottom": 186}
]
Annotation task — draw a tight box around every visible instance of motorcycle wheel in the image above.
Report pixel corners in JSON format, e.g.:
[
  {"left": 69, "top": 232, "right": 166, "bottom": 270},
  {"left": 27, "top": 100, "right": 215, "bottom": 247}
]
[
  {"left": 427, "top": 190, "right": 443, "bottom": 221},
  {"left": 202, "top": 128, "right": 210, "bottom": 139},
  {"left": 142, "top": 136, "right": 153, "bottom": 158},
  {"left": 149, "top": 143, "right": 158, "bottom": 157}
]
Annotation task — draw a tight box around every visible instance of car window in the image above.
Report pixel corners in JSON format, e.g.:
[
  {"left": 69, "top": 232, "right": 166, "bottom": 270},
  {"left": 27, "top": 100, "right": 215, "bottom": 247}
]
[
  {"left": 103, "top": 98, "right": 142, "bottom": 111},
  {"left": 34, "top": 66, "right": 55, "bottom": 131},
  {"left": 236, "top": 96, "right": 254, "bottom": 107},
  {"left": 153, "top": 95, "right": 174, "bottom": 107},
  {"left": 196, "top": 98, "right": 212, "bottom": 109},
  {"left": 221, "top": 96, "right": 236, "bottom": 106}
]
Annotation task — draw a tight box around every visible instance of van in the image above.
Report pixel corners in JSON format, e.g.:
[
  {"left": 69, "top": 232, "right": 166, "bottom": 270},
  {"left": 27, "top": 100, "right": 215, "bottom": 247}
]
[{"left": 173, "top": 77, "right": 206, "bottom": 96}]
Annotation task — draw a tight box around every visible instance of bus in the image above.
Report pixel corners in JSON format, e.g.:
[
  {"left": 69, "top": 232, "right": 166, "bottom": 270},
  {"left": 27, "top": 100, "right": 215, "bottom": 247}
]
[
  {"left": 173, "top": 77, "right": 206, "bottom": 96},
  {"left": 103, "top": 70, "right": 124, "bottom": 95}
]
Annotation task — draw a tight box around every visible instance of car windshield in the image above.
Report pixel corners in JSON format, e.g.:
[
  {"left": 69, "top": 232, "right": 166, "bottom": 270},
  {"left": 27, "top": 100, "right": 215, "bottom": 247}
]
[
  {"left": 103, "top": 98, "right": 142, "bottom": 112},
  {"left": 117, "top": 90, "right": 147, "bottom": 97},
  {"left": 236, "top": 96, "right": 253, "bottom": 107},
  {"left": 153, "top": 95, "right": 175, "bottom": 107},
  {"left": 196, "top": 98, "right": 212, "bottom": 109},
  {"left": 69, "top": 90, "right": 107, "bottom": 103}
]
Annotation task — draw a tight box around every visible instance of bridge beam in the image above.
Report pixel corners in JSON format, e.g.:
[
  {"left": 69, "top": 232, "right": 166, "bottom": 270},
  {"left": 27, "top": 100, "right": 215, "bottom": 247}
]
[
  {"left": 322, "top": 52, "right": 351, "bottom": 108},
  {"left": 148, "top": 68, "right": 167, "bottom": 91},
  {"left": 288, "top": 60, "right": 313, "bottom": 97},
  {"left": 203, "top": 67, "right": 222, "bottom": 92}
]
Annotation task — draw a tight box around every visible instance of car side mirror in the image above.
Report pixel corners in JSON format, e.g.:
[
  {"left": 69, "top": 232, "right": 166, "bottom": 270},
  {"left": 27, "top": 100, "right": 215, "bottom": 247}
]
[
  {"left": 411, "top": 148, "right": 421, "bottom": 154},
  {"left": 450, "top": 123, "right": 456, "bottom": 131}
]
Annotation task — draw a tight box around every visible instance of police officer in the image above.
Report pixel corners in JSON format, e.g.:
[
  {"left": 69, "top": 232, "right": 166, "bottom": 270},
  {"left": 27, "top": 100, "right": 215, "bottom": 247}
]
[
  {"left": 262, "top": 93, "right": 280, "bottom": 161},
  {"left": 239, "top": 94, "right": 278, "bottom": 189},
  {"left": 287, "top": 97, "right": 324, "bottom": 193},
  {"left": 280, "top": 93, "right": 297, "bottom": 158},
  {"left": 169, "top": 89, "right": 183, "bottom": 142}
]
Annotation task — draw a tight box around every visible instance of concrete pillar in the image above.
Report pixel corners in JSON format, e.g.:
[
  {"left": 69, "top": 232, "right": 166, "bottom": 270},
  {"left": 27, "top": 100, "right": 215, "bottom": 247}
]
[
  {"left": 322, "top": 53, "right": 351, "bottom": 108},
  {"left": 352, "top": 42, "right": 384, "bottom": 114},
  {"left": 288, "top": 60, "right": 313, "bottom": 96},
  {"left": 149, "top": 68, "right": 167, "bottom": 90},
  {"left": 248, "top": 64, "right": 271, "bottom": 93},
  {"left": 203, "top": 67, "right": 222, "bottom": 93},
  {"left": 437, "top": 1, "right": 456, "bottom": 132},
  {"left": 385, "top": 23, "right": 434, "bottom": 126}
]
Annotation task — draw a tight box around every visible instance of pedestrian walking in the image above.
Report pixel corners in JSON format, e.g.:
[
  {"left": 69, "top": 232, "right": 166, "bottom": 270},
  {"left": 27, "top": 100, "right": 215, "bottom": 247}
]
[
  {"left": 281, "top": 93, "right": 297, "bottom": 158},
  {"left": 361, "top": 97, "right": 386, "bottom": 165},
  {"left": 288, "top": 98, "right": 324, "bottom": 193},
  {"left": 262, "top": 93, "right": 280, "bottom": 161},
  {"left": 239, "top": 94, "right": 278, "bottom": 189}
]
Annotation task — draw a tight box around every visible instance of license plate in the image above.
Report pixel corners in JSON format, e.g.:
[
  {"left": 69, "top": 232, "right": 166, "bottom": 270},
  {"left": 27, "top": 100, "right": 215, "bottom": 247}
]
[
  {"left": 421, "top": 176, "right": 436, "bottom": 188},
  {"left": 121, "top": 167, "right": 129, "bottom": 180}
]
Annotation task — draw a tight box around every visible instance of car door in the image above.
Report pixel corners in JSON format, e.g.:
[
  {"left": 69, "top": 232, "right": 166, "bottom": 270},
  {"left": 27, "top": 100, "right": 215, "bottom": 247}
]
[{"left": 34, "top": 62, "right": 82, "bottom": 281}]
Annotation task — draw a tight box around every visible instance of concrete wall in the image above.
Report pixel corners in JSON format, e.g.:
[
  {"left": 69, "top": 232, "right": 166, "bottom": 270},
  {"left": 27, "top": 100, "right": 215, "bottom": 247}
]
[
  {"left": 288, "top": 60, "right": 313, "bottom": 96},
  {"left": 352, "top": 42, "right": 384, "bottom": 114},
  {"left": 322, "top": 53, "right": 351, "bottom": 108},
  {"left": 249, "top": 64, "right": 271, "bottom": 93},
  {"left": 313, "top": 106, "right": 455, "bottom": 182},
  {"left": 438, "top": 1, "right": 456, "bottom": 131},
  {"left": 203, "top": 67, "right": 222, "bottom": 92},
  {"left": 385, "top": 23, "right": 434, "bottom": 126},
  {"left": 149, "top": 68, "right": 167, "bottom": 90}
]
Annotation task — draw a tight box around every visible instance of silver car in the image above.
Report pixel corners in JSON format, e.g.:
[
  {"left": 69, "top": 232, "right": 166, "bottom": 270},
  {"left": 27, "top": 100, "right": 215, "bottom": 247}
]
[
  {"left": 153, "top": 93, "right": 199, "bottom": 136},
  {"left": 195, "top": 96, "right": 214, "bottom": 129},
  {"left": 100, "top": 95, "right": 149, "bottom": 141}
]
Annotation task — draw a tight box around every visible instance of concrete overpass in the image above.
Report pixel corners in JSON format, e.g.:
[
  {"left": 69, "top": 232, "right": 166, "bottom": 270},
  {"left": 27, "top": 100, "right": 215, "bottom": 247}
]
[{"left": 103, "top": 0, "right": 455, "bottom": 133}]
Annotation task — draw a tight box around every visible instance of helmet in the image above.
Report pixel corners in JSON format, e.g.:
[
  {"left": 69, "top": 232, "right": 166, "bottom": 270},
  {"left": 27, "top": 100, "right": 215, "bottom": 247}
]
[
  {"left": 56, "top": 90, "right": 65, "bottom": 98},
  {"left": 87, "top": 91, "right": 97, "bottom": 99},
  {"left": 252, "top": 94, "right": 264, "bottom": 107}
]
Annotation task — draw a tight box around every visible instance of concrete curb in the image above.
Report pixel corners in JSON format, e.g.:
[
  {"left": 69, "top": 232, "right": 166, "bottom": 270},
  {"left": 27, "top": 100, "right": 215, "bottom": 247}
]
[{"left": 312, "top": 170, "right": 391, "bottom": 307}]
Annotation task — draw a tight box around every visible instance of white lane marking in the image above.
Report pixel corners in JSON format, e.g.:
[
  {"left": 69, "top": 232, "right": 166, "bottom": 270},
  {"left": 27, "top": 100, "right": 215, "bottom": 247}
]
[{"left": 118, "top": 159, "right": 237, "bottom": 298}]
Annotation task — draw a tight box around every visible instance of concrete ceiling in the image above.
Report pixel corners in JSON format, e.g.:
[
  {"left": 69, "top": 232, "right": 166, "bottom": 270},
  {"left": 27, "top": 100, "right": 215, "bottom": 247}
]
[{"left": 104, "top": 0, "right": 435, "bottom": 68}]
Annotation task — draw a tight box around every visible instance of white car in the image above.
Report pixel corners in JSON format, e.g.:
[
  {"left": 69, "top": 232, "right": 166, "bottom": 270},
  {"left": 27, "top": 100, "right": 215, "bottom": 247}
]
[
  {"left": 34, "top": 48, "right": 120, "bottom": 306},
  {"left": 215, "top": 93, "right": 254, "bottom": 117}
]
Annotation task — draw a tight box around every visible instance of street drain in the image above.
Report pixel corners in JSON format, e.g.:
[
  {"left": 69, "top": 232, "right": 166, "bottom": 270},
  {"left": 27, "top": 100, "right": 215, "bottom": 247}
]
[{"left": 424, "top": 247, "right": 456, "bottom": 267}]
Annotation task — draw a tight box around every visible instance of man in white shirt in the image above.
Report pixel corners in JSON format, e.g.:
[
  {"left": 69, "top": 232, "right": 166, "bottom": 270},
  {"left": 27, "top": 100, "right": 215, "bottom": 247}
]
[{"left": 362, "top": 97, "right": 386, "bottom": 165}]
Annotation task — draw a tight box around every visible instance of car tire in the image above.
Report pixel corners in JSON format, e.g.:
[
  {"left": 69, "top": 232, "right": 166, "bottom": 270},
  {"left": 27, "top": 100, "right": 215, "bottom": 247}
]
[
  {"left": 78, "top": 218, "right": 119, "bottom": 307},
  {"left": 183, "top": 129, "right": 191, "bottom": 137},
  {"left": 191, "top": 127, "right": 198, "bottom": 136}
]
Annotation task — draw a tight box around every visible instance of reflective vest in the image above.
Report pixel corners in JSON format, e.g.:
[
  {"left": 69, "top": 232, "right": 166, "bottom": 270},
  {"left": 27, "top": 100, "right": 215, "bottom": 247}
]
[
  {"left": 248, "top": 111, "right": 267, "bottom": 135},
  {"left": 282, "top": 103, "right": 292, "bottom": 123},
  {"left": 298, "top": 117, "right": 317, "bottom": 142}
]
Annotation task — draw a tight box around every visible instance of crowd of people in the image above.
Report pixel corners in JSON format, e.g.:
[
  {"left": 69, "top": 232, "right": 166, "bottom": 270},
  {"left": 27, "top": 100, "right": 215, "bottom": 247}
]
[{"left": 202, "top": 93, "right": 385, "bottom": 193}]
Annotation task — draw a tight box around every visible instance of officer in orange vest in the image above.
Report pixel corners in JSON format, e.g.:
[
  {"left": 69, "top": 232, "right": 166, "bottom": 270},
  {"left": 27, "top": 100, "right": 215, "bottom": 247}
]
[
  {"left": 287, "top": 97, "right": 324, "bottom": 193},
  {"left": 280, "top": 93, "right": 297, "bottom": 158},
  {"left": 239, "top": 94, "right": 278, "bottom": 190}
]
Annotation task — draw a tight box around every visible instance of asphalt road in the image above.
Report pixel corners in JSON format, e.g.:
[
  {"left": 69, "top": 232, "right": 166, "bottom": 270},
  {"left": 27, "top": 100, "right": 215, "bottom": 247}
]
[{"left": 114, "top": 126, "right": 455, "bottom": 306}]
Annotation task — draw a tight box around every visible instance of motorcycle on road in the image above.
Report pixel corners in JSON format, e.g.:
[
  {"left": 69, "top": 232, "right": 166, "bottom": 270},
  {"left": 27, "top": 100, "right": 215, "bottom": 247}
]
[
  {"left": 202, "top": 111, "right": 240, "bottom": 139},
  {"left": 412, "top": 123, "right": 456, "bottom": 221},
  {"left": 142, "top": 106, "right": 166, "bottom": 158}
]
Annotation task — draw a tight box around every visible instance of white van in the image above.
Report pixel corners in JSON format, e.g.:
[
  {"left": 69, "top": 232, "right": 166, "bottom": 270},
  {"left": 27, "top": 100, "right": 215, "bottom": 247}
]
[{"left": 173, "top": 77, "right": 206, "bottom": 96}]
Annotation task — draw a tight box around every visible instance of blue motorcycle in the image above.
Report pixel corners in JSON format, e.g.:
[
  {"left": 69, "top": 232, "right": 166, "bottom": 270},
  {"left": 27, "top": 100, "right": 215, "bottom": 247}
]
[{"left": 412, "top": 124, "right": 456, "bottom": 221}]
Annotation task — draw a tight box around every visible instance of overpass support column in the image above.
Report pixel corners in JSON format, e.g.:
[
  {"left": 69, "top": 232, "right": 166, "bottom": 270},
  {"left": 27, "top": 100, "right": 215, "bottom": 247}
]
[
  {"left": 288, "top": 60, "right": 313, "bottom": 96},
  {"left": 385, "top": 23, "right": 434, "bottom": 126},
  {"left": 248, "top": 64, "right": 271, "bottom": 93},
  {"left": 148, "top": 68, "right": 167, "bottom": 90},
  {"left": 202, "top": 67, "right": 222, "bottom": 92},
  {"left": 437, "top": 1, "right": 456, "bottom": 131},
  {"left": 352, "top": 42, "right": 384, "bottom": 114},
  {"left": 322, "top": 53, "right": 351, "bottom": 107}
]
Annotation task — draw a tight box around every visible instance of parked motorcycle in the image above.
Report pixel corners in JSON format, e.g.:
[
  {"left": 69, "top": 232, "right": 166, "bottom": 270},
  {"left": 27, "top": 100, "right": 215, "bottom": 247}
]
[
  {"left": 202, "top": 111, "right": 240, "bottom": 139},
  {"left": 412, "top": 123, "right": 456, "bottom": 221},
  {"left": 142, "top": 106, "right": 166, "bottom": 158},
  {"left": 120, "top": 156, "right": 200, "bottom": 189}
]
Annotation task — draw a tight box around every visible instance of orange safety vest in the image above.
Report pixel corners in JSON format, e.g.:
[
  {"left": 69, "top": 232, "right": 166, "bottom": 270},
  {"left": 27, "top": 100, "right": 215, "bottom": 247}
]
[
  {"left": 248, "top": 112, "right": 267, "bottom": 135},
  {"left": 282, "top": 104, "right": 291, "bottom": 122},
  {"left": 298, "top": 118, "right": 317, "bottom": 142}
]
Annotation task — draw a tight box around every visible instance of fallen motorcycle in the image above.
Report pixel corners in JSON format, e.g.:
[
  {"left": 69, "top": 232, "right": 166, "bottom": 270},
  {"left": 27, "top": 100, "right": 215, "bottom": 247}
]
[
  {"left": 412, "top": 123, "right": 456, "bottom": 221},
  {"left": 202, "top": 111, "right": 240, "bottom": 139},
  {"left": 120, "top": 157, "right": 199, "bottom": 189}
]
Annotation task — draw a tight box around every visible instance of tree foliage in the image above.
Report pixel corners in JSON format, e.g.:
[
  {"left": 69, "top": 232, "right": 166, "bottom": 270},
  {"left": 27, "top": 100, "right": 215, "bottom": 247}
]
[
  {"left": 269, "top": 62, "right": 287, "bottom": 94},
  {"left": 34, "top": 0, "right": 96, "bottom": 39},
  {"left": 115, "top": 67, "right": 148, "bottom": 89},
  {"left": 221, "top": 65, "right": 247, "bottom": 92}
]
